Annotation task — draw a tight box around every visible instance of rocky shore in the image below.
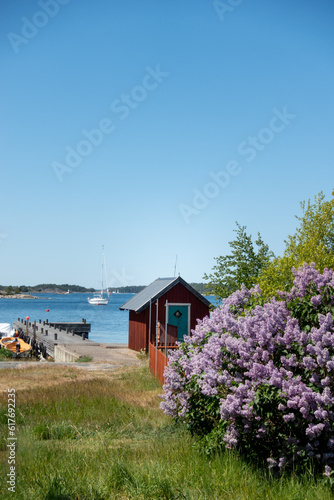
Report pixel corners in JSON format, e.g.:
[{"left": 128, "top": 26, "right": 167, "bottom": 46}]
[{"left": 0, "top": 294, "right": 41, "bottom": 299}]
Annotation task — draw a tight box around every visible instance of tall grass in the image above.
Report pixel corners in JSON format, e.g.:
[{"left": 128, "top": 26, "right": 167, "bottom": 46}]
[
  {"left": 0, "top": 349, "right": 13, "bottom": 361},
  {"left": 0, "top": 365, "right": 333, "bottom": 499}
]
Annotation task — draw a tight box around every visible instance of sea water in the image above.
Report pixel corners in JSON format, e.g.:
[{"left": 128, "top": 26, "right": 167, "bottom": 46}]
[
  {"left": 0, "top": 293, "right": 133, "bottom": 343},
  {"left": 0, "top": 292, "right": 218, "bottom": 344}
]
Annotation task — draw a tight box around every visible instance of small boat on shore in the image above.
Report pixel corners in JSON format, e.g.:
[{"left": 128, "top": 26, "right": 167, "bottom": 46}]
[
  {"left": 0, "top": 336, "right": 32, "bottom": 358},
  {"left": 0, "top": 323, "right": 14, "bottom": 336}
]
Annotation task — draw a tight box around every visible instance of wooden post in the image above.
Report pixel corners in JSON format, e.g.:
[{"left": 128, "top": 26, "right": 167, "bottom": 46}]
[
  {"left": 165, "top": 301, "right": 168, "bottom": 361},
  {"left": 155, "top": 300, "right": 159, "bottom": 377},
  {"left": 148, "top": 298, "right": 152, "bottom": 357}
]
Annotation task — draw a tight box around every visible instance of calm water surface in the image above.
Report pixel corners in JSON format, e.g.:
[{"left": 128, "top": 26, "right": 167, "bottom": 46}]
[
  {"left": 0, "top": 292, "right": 218, "bottom": 343},
  {"left": 0, "top": 293, "right": 133, "bottom": 343}
]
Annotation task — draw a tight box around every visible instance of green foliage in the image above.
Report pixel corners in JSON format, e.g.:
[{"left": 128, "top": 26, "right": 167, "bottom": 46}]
[
  {"left": 75, "top": 355, "right": 93, "bottom": 363},
  {"left": 189, "top": 282, "right": 207, "bottom": 295},
  {"left": 185, "top": 383, "right": 222, "bottom": 437},
  {"left": 258, "top": 190, "right": 334, "bottom": 298},
  {"left": 109, "top": 285, "right": 145, "bottom": 293},
  {"left": 31, "top": 283, "right": 95, "bottom": 292},
  {"left": 0, "top": 366, "right": 333, "bottom": 499},
  {"left": 204, "top": 222, "right": 274, "bottom": 300},
  {"left": 0, "top": 348, "right": 13, "bottom": 360}
]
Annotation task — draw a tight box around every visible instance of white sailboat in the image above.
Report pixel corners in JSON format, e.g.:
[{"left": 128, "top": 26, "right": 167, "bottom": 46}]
[{"left": 88, "top": 246, "right": 110, "bottom": 305}]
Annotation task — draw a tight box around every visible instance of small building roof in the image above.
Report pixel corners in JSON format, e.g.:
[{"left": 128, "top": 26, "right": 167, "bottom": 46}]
[{"left": 119, "top": 276, "right": 211, "bottom": 313}]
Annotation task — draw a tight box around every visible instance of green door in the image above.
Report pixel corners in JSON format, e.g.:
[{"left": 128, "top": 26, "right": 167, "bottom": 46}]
[{"left": 168, "top": 305, "right": 189, "bottom": 342}]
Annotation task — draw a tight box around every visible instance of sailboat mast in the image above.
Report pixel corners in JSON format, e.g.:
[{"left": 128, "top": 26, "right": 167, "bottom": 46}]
[
  {"left": 173, "top": 255, "right": 178, "bottom": 277},
  {"left": 104, "top": 247, "right": 109, "bottom": 294},
  {"left": 101, "top": 245, "right": 104, "bottom": 294}
]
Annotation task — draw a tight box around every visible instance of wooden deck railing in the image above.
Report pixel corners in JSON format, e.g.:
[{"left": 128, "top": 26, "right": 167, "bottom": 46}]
[
  {"left": 156, "top": 321, "right": 178, "bottom": 346},
  {"left": 149, "top": 342, "right": 169, "bottom": 384}
]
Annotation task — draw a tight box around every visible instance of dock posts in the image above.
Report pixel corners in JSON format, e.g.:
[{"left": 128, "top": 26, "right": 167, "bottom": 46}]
[
  {"left": 82, "top": 333, "right": 85, "bottom": 340},
  {"left": 33, "top": 321, "right": 36, "bottom": 343},
  {"left": 54, "top": 333, "right": 57, "bottom": 340},
  {"left": 45, "top": 330, "right": 48, "bottom": 336}
]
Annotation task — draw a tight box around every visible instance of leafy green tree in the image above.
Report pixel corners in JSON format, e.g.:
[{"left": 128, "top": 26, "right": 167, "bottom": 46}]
[
  {"left": 258, "top": 190, "right": 334, "bottom": 297},
  {"left": 5, "top": 286, "right": 14, "bottom": 295},
  {"left": 204, "top": 222, "right": 274, "bottom": 300}
]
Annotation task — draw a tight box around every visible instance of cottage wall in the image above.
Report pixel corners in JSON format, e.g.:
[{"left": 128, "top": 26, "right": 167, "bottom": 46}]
[
  {"left": 128, "top": 310, "right": 147, "bottom": 351},
  {"left": 128, "top": 282, "right": 210, "bottom": 352}
]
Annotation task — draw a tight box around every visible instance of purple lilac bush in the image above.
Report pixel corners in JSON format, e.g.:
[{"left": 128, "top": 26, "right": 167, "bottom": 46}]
[{"left": 161, "top": 263, "right": 334, "bottom": 475}]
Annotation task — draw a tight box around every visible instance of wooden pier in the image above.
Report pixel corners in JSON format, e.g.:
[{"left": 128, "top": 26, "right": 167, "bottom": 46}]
[{"left": 13, "top": 318, "right": 93, "bottom": 359}]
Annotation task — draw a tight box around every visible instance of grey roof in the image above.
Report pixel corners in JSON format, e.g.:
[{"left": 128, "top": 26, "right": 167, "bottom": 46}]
[{"left": 119, "top": 276, "right": 211, "bottom": 313}]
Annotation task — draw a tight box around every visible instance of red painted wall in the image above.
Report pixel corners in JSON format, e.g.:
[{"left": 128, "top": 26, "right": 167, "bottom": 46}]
[{"left": 128, "top": 283, "right": 210, "bottom": 352}]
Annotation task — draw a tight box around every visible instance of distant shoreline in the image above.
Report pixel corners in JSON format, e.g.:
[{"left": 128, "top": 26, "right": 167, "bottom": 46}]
[{"left": 0, "top": 294, "right": 43, "bottom": 300}]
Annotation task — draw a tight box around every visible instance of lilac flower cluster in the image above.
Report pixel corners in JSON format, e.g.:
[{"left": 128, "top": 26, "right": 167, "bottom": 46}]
[{"left": 161, "top": 264, "right": 334, "bottom": 474}]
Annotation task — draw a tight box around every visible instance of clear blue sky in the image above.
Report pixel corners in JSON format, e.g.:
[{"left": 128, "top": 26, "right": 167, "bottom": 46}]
[{"left": 1, "top": 0, "right": 333, "bottom": 289}]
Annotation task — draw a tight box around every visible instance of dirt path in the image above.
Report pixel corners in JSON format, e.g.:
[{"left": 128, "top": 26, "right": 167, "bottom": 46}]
[{"left": 0, "top": 355, "right": 146, "bottom": 395}]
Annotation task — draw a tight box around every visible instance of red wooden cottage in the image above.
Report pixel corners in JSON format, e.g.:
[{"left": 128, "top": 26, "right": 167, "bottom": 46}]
[{"left": 120, "top": 276, "right": 211, "bottom": 352}]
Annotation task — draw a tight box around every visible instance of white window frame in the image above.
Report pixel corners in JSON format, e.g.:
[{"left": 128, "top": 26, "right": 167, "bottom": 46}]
[{"left": 166, "top": 302, "right": 191, "bottom": 336}]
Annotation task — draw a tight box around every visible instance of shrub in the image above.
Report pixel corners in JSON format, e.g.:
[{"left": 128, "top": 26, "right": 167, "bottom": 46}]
[
  {"left": 75, "top": 355, "right": 93, "bottom": 363},
  {"left": 0, "top": 348, "right": 13, "bottom": 360},
  {"left": 161, "top": 263, "right": 334, "bottom": 476}
]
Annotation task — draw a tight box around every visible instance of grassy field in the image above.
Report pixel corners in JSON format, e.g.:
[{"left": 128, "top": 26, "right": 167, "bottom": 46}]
[
  {"left": 0, "top": 350, "right": 14, "bottom": 362},
  {"left": 0, "top": 361, "right": 333, "bottom": 500}
]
